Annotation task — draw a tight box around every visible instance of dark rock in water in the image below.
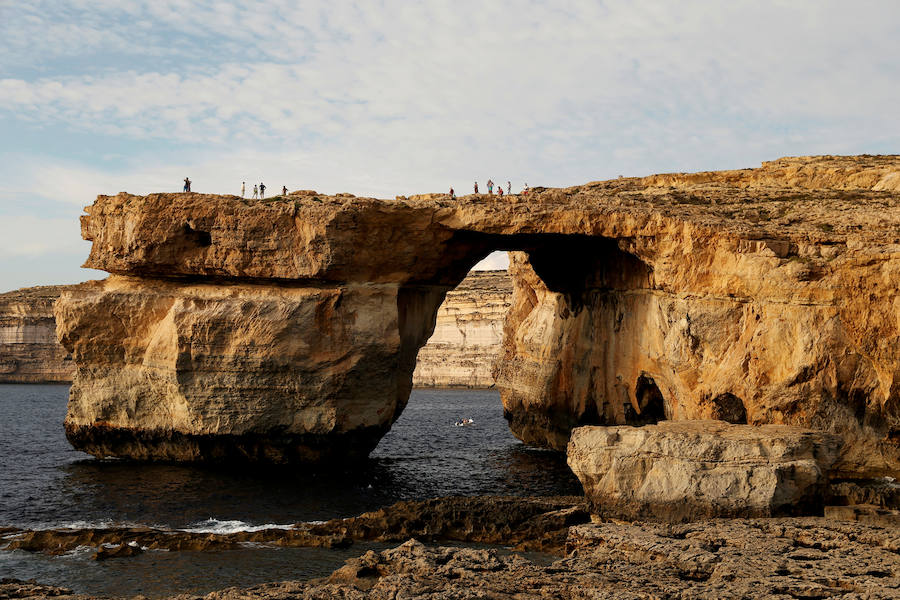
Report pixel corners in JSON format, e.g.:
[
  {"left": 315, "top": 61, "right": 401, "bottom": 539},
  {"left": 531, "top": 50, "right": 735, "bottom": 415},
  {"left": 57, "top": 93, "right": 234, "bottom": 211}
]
[
  {"left": 92, "top": 542, "right": 144, "bottom": 560},
  {"left": 308, "top": 495, "right": 589, "bottom": 554},
  {"left": 1, "top": 496, "right": 587, "bottom": 557},
  {"left": 0, "top": 578, "right": 77, "bottom": 598}
]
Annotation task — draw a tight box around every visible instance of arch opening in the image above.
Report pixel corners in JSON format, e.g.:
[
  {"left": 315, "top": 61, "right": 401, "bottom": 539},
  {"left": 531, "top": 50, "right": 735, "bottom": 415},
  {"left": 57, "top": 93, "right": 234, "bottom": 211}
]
[{"left": 396, "top": 231, "right": 657, "bottom": 452}]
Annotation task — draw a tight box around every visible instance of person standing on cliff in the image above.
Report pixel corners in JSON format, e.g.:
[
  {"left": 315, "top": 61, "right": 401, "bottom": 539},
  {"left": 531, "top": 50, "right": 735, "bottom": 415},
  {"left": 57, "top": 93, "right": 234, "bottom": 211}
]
[
  {"left": 241, "top": 181, "right": 246, "bottom": 198},
  {"left": 487, "top": 179, "right": 493, "bottom": 194},
  {"left": 282, "top": 185, "right": 287, "bottom": 196},
  {"left": 260, "top": 182, "right": 266, "bottom": 198},
  {"left": 497, "top": 185, "right": 504, "bottom": 198},
  {"left": 474, "top": 181, "right": 478, "bottom": 194},
  {"left": 507, "top": 181, "right": 511, "bottom": 195},
  {"left": 183, "top": 177, "right": 191, "bottom": 192},
  {"left": 449, "top": 187, "right": 456, "bottom": 199},
  {"left": 252, "top": 184, "right": 258, "bottom": 199}
]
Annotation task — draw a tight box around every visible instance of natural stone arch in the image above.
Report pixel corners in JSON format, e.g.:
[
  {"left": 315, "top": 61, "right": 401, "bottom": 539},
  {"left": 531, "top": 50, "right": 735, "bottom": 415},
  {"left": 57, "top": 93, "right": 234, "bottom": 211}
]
[{"left": 57, "top": 156, "right": 900, "bottom": 476}]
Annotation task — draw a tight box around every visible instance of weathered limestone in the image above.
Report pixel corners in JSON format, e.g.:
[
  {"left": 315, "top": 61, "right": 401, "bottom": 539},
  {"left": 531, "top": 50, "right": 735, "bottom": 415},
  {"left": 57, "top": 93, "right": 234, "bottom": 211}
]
[
  {"left": 411, "top": 270, "right": 511, "bottom": 388},
  {"left": 567, "top": 421, "right": 842, "bottom": 521},
  {"left": 0, "top": 285, "right": 80, "bottom": 383},
  {"left": 57, "top": 156, "right": 900, "bottom": 473},
  {"left": 0, "top": 273, "right": 511, "bottom": 388}
]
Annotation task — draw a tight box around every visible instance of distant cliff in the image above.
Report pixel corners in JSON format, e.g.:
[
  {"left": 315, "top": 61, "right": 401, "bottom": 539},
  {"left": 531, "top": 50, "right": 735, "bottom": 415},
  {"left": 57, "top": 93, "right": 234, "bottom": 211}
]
[
  {"left": 0, "top": 285, "right": 78, "bottom": 383},
  {"left": 0, "top": 276, "right": 510, "bottom": 387},
  {"left": 412, "top": 270, "right": 511, "bottom": 388}
]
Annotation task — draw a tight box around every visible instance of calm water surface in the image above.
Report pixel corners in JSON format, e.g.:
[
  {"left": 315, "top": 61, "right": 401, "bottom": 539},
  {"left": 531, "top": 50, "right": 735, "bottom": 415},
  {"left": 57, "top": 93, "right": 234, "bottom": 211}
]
[{"left": 0, "top": 384, "right": 580, "bottom": 596}]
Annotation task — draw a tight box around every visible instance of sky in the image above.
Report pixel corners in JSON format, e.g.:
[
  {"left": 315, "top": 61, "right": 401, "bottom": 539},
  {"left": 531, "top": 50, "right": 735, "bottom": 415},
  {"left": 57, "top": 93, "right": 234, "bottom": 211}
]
[{"left": 1, "top": 1, "right": 899, "bottom": 290}]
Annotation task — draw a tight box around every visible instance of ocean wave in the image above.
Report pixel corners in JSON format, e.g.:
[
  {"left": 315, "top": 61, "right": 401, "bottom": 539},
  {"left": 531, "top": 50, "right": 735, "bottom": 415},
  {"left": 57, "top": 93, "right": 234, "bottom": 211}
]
[{"left": 180, "top": 519, "right": 296, "bottom": 534}]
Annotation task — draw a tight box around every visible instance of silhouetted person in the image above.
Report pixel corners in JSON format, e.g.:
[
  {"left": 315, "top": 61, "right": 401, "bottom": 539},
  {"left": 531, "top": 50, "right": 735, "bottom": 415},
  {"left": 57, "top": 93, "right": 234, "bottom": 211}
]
[
  {"left": 450, "top": 187, "right": 456, "bottom": 199},
  {"left": 183, "top": 177, "right": 191, "bottom": 192},
  {"left": 474, "top": 181, "right": 478, "bottom": 194},
  {"left": 259, "top": 182, "right": 266, "bottom": 198},
  {"left": 507, "top": 181, "right": 511, "bottom": 195},
  {"left": 282, "top": 185, "right": 287, "bottom": 196},
  {"left": 241, "top": 181, "right": 245, "bottom": 198}
]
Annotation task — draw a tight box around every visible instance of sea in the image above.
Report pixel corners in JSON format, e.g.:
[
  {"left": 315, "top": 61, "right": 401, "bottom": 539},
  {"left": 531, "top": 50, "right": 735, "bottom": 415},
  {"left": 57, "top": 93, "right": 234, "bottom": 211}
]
[{"left": 0, "top": 384, "right": 581, "bottom": 597}]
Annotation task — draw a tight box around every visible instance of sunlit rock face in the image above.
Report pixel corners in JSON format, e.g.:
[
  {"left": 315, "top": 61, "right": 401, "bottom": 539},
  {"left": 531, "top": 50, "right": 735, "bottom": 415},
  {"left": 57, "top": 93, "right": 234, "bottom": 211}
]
[
  {"left": 0, "top": 285, "right": 80, "bottom": 383},
  {"left": 412, "top": 270, "right": 511, "bottom": 389},
  {"left": 58, "top": 156, "right": 900, "bottom": 474},
  {"left": 567, "top": 421, "right": 842, "bottom": 521}
]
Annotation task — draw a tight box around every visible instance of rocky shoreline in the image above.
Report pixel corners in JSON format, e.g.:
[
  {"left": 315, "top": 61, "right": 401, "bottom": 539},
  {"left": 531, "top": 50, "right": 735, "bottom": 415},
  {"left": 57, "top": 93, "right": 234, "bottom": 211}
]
[{"left": 3, "top": 494, "right": 900, "bottom": 599}]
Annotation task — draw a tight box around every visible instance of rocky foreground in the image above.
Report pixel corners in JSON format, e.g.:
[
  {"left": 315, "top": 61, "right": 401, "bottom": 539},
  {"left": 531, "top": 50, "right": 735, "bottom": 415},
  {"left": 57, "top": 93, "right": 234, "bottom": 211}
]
[{"left": 3, "top": 496, "right": 899, "bottom": 599}]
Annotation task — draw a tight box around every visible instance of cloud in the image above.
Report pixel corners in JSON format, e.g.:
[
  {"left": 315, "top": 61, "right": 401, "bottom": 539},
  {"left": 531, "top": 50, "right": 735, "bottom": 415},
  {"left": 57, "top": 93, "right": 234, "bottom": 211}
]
[{"left": 0, "top": 1, "right": 898, "bottom": 289}]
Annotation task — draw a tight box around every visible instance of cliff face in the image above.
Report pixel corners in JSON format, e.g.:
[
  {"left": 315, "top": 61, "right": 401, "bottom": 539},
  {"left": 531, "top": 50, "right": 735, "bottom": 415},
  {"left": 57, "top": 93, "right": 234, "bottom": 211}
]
[
  {"left": 0, "top": 286, "right": 79, "bottom": 383},
  {"left": 0, "top": 274, "right": 510, "bottom": 389},
  {"left": 411, "top": 270, "right": 511, "bottom": 388},
  {"left": 57, "top": 156, "right": 900, "bottom": 474}
]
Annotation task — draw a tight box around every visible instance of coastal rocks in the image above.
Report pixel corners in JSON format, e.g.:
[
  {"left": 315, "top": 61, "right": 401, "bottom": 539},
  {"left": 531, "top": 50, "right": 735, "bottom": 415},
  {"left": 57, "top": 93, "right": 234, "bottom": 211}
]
[
  {"left": 4, "top": 515, "right": 900, "bottom": 598},
  {"left": 1, "top": 496, "right": 587, "bottom": 557},
  {"left": 0, "top": 285, "right": 80, "bottom": 383},
  {"left": 180, "top": 520, "right": 900, "bottom": 598},
  {"left": 58, "top": 155, "right": 900, "bottom": 474},
  {"left": 411, "top": 270, "right": 511, "bottom": 388},
  {"left": 567, "top": 421, "right": 842, "bottom": 521}
]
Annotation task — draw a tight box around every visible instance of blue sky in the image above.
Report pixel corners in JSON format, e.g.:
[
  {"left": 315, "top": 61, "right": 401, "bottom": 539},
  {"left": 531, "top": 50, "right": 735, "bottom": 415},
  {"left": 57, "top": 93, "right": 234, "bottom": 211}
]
[{"left": 1, "top": 1, "right": 899, "bottom": 290}]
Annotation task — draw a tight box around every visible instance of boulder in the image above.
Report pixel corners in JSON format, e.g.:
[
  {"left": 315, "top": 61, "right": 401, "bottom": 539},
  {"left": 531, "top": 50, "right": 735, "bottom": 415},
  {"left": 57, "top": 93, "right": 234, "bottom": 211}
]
[{"left": 567, "top": 421, "right": 842, "bottom": 521}]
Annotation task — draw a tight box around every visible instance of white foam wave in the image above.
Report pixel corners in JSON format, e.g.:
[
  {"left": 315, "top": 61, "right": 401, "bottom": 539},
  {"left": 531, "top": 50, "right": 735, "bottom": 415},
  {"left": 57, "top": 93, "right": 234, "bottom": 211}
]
[
  {"left": 27, "top": 519, "right": 151, "bottom": 531},
  {"left": 180, "top": 519, "right": 296, "bottom": 534}
]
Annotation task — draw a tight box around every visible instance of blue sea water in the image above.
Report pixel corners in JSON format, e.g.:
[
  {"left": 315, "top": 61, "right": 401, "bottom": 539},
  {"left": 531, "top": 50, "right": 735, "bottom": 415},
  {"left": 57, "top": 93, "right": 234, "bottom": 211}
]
[{"left": 0, "top": 385, "right": 580, "bottom": 597}]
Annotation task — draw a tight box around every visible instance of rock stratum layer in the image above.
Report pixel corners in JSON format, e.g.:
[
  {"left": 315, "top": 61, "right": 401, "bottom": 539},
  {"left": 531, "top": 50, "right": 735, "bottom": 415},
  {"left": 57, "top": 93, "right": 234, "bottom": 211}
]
[
  {"left": 0, "top": 285, "right": 80, "bottom": 383},
  {"left": 411, "top": 269, "right": 510, "bottom": 388},
  {"left": 58, "top": 155, "right": 900, "bottom": 475}
]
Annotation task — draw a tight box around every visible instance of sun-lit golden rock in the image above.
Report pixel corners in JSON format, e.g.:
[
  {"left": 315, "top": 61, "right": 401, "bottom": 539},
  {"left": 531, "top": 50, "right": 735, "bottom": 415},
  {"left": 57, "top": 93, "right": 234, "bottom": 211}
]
[{"left": 59, "top": 155, "right": 900, "bottom": 474}]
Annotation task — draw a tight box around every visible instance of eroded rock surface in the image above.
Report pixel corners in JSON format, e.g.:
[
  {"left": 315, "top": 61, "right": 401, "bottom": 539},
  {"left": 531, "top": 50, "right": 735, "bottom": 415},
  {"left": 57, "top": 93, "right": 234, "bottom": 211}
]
[
  {"left": 0, "top": 285, "right": 81, "bottom": 383},
  {"left": 568, "top": 421, "right": 842, "bottom": 521},
  {"left": 58, "top": 155, "right": 900, "bottom": 473},
  {"left": 5, "top": 513, "right": 900, "bottom": 599},
  {"left": 412, "top": 270, "right": 511, "bottom": 388}
]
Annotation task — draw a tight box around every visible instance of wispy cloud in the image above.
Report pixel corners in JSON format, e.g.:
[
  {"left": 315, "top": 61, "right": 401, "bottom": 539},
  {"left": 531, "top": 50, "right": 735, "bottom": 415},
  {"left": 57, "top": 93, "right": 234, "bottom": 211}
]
[{"left": 0, "top": 1, "right": 898, "bottom": 289}]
